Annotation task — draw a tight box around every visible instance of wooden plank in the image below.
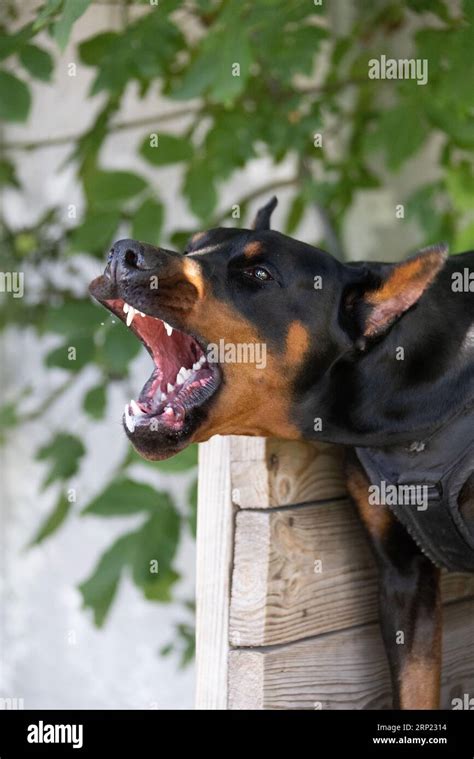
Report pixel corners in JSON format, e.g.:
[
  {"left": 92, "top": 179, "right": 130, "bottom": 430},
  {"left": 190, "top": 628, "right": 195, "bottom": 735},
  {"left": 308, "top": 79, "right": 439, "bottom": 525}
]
[
  {"left": 230, "top": 437, "right": 346, "bottom": 508},
  {"left": 228, "top": 599, "right": 474, "bottom": 710},
  {"left": 195, "top": 435, "right": 235, "bottom": 709},
  {"left": 230, "top": 500, "right": 474, "bottom": 647}
]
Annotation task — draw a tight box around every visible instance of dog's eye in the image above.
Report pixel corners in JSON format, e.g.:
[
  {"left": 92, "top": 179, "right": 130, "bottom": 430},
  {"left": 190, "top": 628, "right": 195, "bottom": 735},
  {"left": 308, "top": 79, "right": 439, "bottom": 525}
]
[{"left": 242, "top": 265, "right": 273, "bottom": 282}]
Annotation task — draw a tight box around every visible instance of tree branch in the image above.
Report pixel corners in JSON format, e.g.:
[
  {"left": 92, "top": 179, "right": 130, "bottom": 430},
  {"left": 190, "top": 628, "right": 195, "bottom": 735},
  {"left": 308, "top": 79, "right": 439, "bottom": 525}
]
[
  {"left": 298, "top": 157, "right": 345, "bottom": 261},
  {"left": 2, "top": 106, "right": 200, "bottom": 152},
  {"left": 212, "top": 177, "right": 298, "bottom": 226}
]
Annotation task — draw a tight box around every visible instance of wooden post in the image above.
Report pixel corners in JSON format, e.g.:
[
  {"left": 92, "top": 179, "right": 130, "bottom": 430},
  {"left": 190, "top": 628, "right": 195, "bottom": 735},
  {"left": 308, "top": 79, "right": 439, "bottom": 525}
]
[{"left": 195, "top": 436, "right": 474, "bottom": 710}]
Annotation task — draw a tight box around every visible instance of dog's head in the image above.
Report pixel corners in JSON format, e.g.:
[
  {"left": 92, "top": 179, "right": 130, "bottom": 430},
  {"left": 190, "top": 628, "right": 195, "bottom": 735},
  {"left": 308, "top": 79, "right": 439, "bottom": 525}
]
[{"left": 89, "top": 197, "right": 447, "bottom": 459}]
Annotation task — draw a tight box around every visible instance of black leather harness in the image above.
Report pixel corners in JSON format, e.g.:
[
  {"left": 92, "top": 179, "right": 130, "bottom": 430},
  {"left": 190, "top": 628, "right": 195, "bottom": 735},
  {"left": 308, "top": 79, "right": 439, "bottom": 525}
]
[{"left": 355, "top": 402, "right": 474, "bottom": 572}]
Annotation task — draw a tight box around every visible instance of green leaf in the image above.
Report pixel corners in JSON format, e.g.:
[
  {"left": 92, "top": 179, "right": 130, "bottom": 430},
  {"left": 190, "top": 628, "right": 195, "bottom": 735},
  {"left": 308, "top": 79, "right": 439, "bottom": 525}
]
[
  {"left": 366, "top": 103, "right": 427, "bottom": 170},
  {"left": 406, "top": 183, "right": 447, "bottom": 242},
  {"left": 171, "top": 38, "right": 216, "bottom": 101},
  {"left": 446, "top": 162, "right": 474, "bottom": 213},
  {"left": 183, "top": 161, "right": 217, "bottom": 220},
  {"left": 69, "top": 210, "right": 120, "bottom": 254},
  {"left": 131, "top": 508, "right": 181, "bottom": 591},
  {"left": 54, "top": 0, "right": 92, "bottom": 51},
  {"left": 79, "top": 532, "right": 136, "bottom": 627},
  {"left": 209, "top": 34, "right": 251, "bottom": 104},
  {"left": 84, "top": 170, "right": 147, "bottom": 210},
  {"left": 30, "top": 492, "right": 72, "bottom": 545},
  {"left": 0, "top": 70, "right": 31, "bottom": 122},
  {"left": 83, "top": 384, "right": 106, "bottom": 419},
  {"left": 454, "top": 220, "right": 474, "bottom": 252},
  {"left": 43, "top": 299, "right": 102, "bottom": 336},
  {"left": 172, "top": 8, "right": 252, "bottom": 105},
  {"left": 19, "top": 44, "right": 53, "bottom": 82},
  {"left": 86, "top": 13, "right": 184, "bottom": 96},
  {"left": 99, "top": 323, "right": 141, "bottom": 376},
  {"left": 139, "top": 133, "right": 193, "bottom": 166},
  {"left": 0, "top": 158, "right": 20, "bottom": 188},
  {"left": 187, "top": 478, "right": 198, "bottom": 538},
  {"left": 0, "top": 401, "right": 20, "bottom": 443},
  {"left": 78, "top": 32, "right": 117, "bottom": 66},
  {"left": 132, "top": 198, "right": 164, "bottom": 243},
  {"left": 155, "top": 444, "right": 198, "bottom": 472},
  {"left": 33, "top": 0, "right": 63, "bottom": 31},
  {"left": 285, "top": 194, "right": 305, "bottom": 235},
  {"left": 36, "top": 433, "right": 85, "bottom": 489},
  {"left": 45, "top": 333, "right": 96, "bottom": 372},
  {"left": 82, "top": 478, "right": 174, "bottom": 517},
  {"left": 142, "top": 568, "right": 180, "bottom": 602}
]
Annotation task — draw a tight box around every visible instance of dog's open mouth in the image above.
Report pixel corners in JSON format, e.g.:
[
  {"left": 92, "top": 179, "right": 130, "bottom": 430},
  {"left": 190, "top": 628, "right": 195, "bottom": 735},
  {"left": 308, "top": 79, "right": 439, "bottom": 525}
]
[{"left": 100, "top": 296, "right": 221, "bottom": 455}]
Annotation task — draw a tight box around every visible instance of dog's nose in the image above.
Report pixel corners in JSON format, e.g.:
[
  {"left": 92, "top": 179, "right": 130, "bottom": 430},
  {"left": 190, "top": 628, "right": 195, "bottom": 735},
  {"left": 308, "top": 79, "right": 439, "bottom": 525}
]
[{"left": 108, "top": 239, "right": 158, "bottom": 273}]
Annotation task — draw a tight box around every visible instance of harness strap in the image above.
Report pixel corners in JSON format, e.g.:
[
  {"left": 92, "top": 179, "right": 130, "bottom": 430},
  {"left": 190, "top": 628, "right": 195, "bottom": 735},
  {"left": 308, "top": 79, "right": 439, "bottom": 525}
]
[{"left": 355, "top": 412, "right": 474, "bottom": 573}]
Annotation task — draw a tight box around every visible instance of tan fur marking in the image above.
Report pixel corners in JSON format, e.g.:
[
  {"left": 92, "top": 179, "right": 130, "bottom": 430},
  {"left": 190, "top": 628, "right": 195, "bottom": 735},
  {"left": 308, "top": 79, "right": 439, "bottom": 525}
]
[
  {"left": 366, "top": 257, "right": 428, "bottom": 305},
  {"left": 364, "top": 249, "right": 446, "bottom": 336},
  {"left": 182, "top": 258, "right": 206, "bottom": 299},
  {"left": 191, "top": 231, "right": 206, "bottom": 245},
  {"left": 399, "top": 651, "right": 441, "bottom": 709},
  {"left": 284, "top": 321, "right": 310, "bottom": 367},
  {"left": 243, "top": 241, "right": 264, "bottom": 258},
  {"left": 346, "top": 464, "right": 392, "bottom": 540}
]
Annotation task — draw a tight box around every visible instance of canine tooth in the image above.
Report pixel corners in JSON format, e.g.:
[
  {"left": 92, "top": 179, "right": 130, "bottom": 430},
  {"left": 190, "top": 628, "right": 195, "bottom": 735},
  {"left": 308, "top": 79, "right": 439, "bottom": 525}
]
[
  {"left": 123, "top": 303, "right": 129, "bottom": 313},
  {"left": 124, "top": 404, "right": 135, "bottom": 433},
  {"left": 167, "top": 383, "right": 174, "bottom": 394},
  {"left": 130, "top": 399, "right": 144, "bottom": 416},
  {"left": 126, "top": 307, "right": 136, "bottom": 327},
  {"left": 177, "top": 367, "right": 188, "bottom": 384},
  {"left": 164, "top": 321, "right": 173, "bottom": 337}
]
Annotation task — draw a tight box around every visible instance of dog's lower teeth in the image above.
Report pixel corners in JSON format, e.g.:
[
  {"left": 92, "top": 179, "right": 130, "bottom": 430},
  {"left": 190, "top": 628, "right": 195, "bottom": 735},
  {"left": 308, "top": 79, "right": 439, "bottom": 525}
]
[
  {"left": 164, "top": 321, "right": 173, "bottom": 336},
  {"left": 130, "top": 399, "right": 144, "bottom": 416},
  {"left": 124, "top": 403, "right": 135, "bottom": 433}
]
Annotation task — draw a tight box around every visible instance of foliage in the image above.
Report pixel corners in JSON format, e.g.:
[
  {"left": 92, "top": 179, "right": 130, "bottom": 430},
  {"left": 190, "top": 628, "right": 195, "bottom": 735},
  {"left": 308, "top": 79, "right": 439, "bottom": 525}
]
[{"left": 1, "top": 0, "right": 473, "bottom": 665}]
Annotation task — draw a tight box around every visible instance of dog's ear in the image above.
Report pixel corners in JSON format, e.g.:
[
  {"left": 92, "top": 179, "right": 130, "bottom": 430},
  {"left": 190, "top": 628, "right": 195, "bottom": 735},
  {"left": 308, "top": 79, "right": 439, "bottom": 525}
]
[
  {"left": 345, "top": 244, "right": 448, "bottom": 342},
  {"left": 251, "top": 196, "right": 278, "bottom": 230}
]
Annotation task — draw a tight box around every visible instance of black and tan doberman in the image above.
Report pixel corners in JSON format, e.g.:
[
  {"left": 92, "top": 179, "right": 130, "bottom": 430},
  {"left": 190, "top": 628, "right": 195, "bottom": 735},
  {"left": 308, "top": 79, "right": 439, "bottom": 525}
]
[{"left": 90, "top": 197, "right": 474, "bottom": 710}]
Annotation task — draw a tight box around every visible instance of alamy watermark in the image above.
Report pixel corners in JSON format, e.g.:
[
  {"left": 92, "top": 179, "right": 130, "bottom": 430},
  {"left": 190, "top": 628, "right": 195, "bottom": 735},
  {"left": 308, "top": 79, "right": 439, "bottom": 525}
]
[
  {"left": 206, "top": 339, "right": 267, "bottom": 369},
  {"left": 452, "top": 268, "right": 474, "bottom": 292},
  {"left": 368, "top": 55, "right": 428, "bottom": 86},
  {"left": 368, "top": 481, "right": 428, "bottom": 511},
  {"left": 0, "top": 271, "right": 24, "bottom": 298}
]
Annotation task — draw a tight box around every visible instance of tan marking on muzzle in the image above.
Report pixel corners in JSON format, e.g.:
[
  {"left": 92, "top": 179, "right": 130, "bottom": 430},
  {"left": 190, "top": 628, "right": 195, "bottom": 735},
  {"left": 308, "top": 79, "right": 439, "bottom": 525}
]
[{"left": 182, "top": 258, "right": 206, "bottom": 299}]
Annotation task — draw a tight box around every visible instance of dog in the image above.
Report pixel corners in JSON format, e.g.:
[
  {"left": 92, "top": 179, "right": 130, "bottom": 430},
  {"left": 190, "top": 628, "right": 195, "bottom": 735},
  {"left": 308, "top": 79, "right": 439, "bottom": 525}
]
[{"left": 90, "top": 196, "right": 474, "bottom": 710}]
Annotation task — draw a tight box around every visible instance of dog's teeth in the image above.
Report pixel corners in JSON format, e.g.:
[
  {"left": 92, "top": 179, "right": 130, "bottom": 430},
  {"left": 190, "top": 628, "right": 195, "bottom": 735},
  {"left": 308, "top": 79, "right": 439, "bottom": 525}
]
[
  {"left": 192, "top": 361, "right": 201, "bottom": 371},
  {"left": 139, "top": 311, "right": 145, "bottom": 317},
  {"left": 177, "top": 366, "right": 188, "bottom": 384},
  {"left": 126, "top": 307, "right": 136, "bottom": 327},
  {"left": 167, "top": 382, "right": 174, "bottom": 394},
  {"left": 163, "top": 406, "right": 174, "bottom": 417},
  {"left": 130, "top": 399, "right": 144, "bottom": 416},
  {"left": 198, "top": 354, "right": 206, "bottom": 366},
  {"left": 123, "top": 303, "right": 129, "bottom": 313},
  {"left": 164, "top": 321, "right": 173, "bottom": 337},
  {"left": 124, "top": 403, "right": 135, "bottom": 433}
]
